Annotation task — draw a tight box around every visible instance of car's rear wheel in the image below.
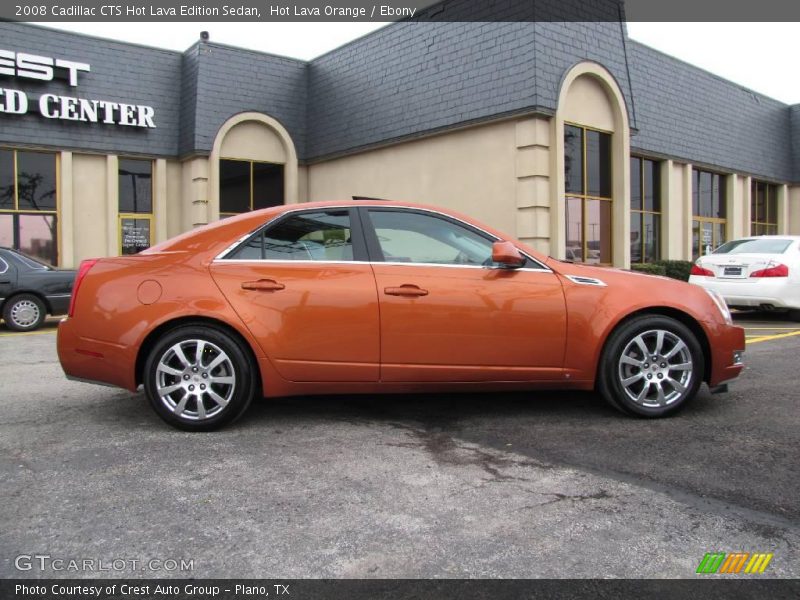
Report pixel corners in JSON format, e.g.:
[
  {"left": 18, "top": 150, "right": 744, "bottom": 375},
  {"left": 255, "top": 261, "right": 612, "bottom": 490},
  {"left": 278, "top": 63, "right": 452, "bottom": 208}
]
[
  {"left": 143, "top": 325, "right": 256, "bottom": 431},
  {"left": 3, "top": 294, "right": 46, "bottom": 331},
  {"left": 598, "top": 315, "right": 704, "bottom": 417}
]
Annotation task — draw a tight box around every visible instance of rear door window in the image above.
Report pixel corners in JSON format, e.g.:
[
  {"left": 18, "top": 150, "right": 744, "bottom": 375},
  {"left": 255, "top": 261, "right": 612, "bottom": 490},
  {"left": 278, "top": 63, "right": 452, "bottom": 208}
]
[{"left": 226, "top": 209, "right": 364, "bottom": 262}]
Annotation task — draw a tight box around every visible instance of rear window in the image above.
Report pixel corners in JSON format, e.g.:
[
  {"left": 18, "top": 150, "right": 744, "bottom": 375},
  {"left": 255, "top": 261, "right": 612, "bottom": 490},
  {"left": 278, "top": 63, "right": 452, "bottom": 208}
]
[
  {"left": 713, "top": 238, "right": 793, "bottom": 255},
  {"left": 8, "top": 250, "right": 50, "bottom": 270}
]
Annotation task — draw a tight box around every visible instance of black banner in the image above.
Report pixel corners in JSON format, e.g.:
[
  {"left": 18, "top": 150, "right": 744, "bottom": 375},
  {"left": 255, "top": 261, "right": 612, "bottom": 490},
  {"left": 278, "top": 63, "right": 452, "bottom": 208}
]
[
  {"left": 2, "top": 0, "right": 800, "bottom": 23},
  {"left": 3, "top": 579, "right": 800, "bottom": 600}
]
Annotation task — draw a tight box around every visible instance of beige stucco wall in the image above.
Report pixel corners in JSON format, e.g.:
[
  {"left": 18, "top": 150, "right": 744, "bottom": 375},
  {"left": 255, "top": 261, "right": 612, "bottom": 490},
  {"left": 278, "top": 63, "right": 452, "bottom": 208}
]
[
  {"left": 560, "top": 75, "right": 616, "bottom": 132},
  {"left": 181, "top": 156, "right": 210, "bottom": 229},
  {"left": 69, "top": 153, "right": 110, "bottom": 265},
  {"left": 165, "top": 160, "right": 183, "bottom": 239},
  {"left": 789, "top": 185, "right": 800, "bottom": 235},
  {"left": 514, "top": 117, "right": 553, "bottom": 254},
  {"left": 220, "top": 121, "right": 287, "bottom": 163},
  {"left": 306, "top": 119, "right": 520, "bottom": 238}
]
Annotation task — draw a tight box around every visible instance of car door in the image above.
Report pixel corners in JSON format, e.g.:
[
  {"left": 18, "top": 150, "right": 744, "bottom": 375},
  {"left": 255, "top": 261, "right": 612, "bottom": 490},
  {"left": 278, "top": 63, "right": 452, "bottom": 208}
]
[
  {"left": 210, "top": 207, "right": 380, "bottom": 382},
  {"left": 361, "top": 207, "right": 567, "bottom": 383},
  {"left": 0, "top": 253, "right": 17, "bottom": 306}
]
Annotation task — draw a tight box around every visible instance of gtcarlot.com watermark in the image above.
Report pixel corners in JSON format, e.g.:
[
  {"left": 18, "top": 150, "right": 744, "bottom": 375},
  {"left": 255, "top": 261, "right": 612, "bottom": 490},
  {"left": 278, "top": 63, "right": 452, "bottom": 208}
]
[{"left": 14, "top": 554, "right": 194, "bottom": 573}]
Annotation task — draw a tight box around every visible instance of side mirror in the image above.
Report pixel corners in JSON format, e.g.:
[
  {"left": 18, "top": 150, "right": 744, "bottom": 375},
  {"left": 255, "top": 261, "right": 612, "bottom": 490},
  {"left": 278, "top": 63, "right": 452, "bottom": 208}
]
[{"left": 491, "top": 241, "right": 525, "bottom": 269}]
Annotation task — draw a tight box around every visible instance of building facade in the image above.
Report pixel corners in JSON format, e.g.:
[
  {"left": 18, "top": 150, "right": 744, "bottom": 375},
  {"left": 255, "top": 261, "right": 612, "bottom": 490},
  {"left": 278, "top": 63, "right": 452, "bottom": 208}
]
[{"left": 1, "top": 15, "right": 798, "bottom": 269}]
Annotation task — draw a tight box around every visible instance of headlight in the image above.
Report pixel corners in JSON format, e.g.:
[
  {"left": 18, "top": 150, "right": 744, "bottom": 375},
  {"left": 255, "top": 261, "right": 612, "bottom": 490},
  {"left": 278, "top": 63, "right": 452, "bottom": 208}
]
[{"left": 704, "top": 288, "right": 733, "bottom": 325}]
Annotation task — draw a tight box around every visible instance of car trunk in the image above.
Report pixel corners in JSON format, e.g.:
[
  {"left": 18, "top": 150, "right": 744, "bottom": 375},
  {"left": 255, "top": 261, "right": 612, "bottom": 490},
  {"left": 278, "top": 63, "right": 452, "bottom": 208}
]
[{"left": 697, "top": 253, "right": 785, "bottom": 282}]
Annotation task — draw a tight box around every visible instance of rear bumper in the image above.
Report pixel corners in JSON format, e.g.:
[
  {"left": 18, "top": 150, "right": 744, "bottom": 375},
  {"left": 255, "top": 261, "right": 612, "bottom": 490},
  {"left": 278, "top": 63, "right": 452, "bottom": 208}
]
[
  {"left": 690, "top": 277, "right": 799, "bottom": 310},
  {"left": 46, "top": 294, "right": 71, "bottom": 316},
  {"left": 57, "top": 317, "right": 137, "bottom": 391}
]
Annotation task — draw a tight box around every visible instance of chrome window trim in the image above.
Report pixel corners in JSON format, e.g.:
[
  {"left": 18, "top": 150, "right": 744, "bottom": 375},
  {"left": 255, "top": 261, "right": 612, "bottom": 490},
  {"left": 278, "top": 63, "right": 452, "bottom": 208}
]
[
  {"left": 0, "top": 256, "right": 8, "bottom": 275},
  {"left": 216, "top": 258, "right": 552, "bottom": 273},
  {"left": 213, "top": 204, "right": 552, "bottom": 273}
]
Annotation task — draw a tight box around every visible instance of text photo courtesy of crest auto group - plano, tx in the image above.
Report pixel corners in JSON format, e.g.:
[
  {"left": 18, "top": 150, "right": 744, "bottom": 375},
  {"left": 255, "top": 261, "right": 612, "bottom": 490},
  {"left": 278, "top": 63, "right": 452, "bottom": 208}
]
[{"left": 1, "top": 1, "right": 800, "bottom": 599}]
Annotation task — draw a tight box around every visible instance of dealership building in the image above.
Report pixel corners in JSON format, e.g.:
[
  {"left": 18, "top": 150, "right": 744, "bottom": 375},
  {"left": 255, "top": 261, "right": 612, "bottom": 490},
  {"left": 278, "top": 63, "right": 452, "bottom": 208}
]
[{"left": 1, "top": 13, "right": 798, "bottom": 268}]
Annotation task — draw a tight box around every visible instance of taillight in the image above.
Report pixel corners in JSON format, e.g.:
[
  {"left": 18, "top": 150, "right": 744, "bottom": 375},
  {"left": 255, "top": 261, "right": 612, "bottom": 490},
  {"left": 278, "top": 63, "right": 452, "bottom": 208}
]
[
  {"left": 690, "top": 264, "right": 715, "bottom": 277},
  {"left": 750, "top": 263, "right": 789, "bottom": 278},
  {"left": 68, "top": 259, "right": 99, "bottom": 317}
]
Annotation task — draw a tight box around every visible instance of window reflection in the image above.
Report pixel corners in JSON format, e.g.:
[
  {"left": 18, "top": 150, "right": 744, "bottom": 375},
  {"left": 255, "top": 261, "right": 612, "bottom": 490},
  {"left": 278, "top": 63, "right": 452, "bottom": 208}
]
[
  {"left": 563, "top": 125, "right": 612, "bottom": 264},
  {"left": 750, "top": 180, "right": 778, "bottom": 236},
  {"left": 0, "top": 149, "right": 58, "bottom": 265},
  {"left": 692, "top": 168, "right": 726, "bottom": 259},
  {"left": 630, "top": 157, "right": 661, "bottom": 263}
]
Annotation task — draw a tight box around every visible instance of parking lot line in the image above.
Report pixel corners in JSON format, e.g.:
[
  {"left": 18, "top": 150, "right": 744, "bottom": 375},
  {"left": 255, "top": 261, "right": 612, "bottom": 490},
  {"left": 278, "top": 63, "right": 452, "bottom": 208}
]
[
  {"left": 747, "top": 331, "right": 800, "bottom": 345},
  {"left": 0, "top": 330, "right": 56, "bottom": 338},
  {"left": 742, "top": 327, "right": 800, "bottom": 331}
]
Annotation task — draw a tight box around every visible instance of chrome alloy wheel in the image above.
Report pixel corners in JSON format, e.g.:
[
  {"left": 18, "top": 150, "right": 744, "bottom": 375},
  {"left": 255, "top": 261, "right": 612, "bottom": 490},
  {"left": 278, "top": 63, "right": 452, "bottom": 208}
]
[
  {"left": 10, "top": 299, "right": 41, "bottom": 328},
  {"left": 617, "top": 329, "right": 693, "bottom": 408},
  {"left": 155, "top": 339, "right": 236, "bottom": 421}
]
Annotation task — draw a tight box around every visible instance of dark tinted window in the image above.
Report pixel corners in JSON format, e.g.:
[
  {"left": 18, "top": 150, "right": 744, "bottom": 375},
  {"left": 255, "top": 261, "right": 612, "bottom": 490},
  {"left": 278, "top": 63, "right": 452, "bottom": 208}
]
[
  {"left": 586, "top": 130, "right": 611, "bottom": 198},
  {"left": 643, "top": 159, "right": 659, "bottom": 212},
  {"left": 220, "top": 160, "right": 251, "bottom": 215},
  {"left": 564, "top": 125, "right": 583, "bottom": 194},
  {"left": 228, "top": 210, "right": 353, "bottom": 261},
  {"left": 630, "top": 157, "right": 642, "bottom": 211},
  {"left": 0, "top": 150, "right": 13, "bottom": 210},
  {"left": 16, "top": 151, "right": 56, "bottom": 210},
  {"left": 220, "top": 159, "right": 284, "bottom": 215},
  {"left": 118, "top": 159, "right": 153, "bottom": 213},
  {"left": 693, "top": 169, "right": 725, "bottom": 218},
  {"left": 252, "top": 162, "right": 284, "bottom": 210},
  {"left": 750, "top": 180, "right": 779, "bottom": 236}
]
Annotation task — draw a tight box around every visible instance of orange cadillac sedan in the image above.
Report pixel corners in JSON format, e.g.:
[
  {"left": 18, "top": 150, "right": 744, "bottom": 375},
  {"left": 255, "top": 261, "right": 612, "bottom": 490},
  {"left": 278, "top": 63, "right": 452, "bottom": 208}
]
[{"left": 57, "top": 201, "right": 745, "bottom": 430}]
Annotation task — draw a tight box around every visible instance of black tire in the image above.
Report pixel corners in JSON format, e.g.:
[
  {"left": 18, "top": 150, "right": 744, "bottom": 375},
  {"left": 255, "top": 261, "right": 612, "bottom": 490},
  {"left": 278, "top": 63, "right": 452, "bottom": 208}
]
[
  {"left": 143, "top": 325, "right": 256, "bottom": 431},
  {"left": 597, "top": 315, "right": 704, "bottom": 418},
  {"left": 2, "top": 293, "right": 46, "bottom": 331}
]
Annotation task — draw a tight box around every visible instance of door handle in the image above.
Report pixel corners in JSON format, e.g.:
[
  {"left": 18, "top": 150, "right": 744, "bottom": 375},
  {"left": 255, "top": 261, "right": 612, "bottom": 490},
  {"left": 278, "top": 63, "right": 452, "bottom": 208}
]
[
  {"left": 384, "top": 284, "right": 428, "bottom": 297},
  {"left": 241, "top": 279, "right": 285, "bottom": 292}
]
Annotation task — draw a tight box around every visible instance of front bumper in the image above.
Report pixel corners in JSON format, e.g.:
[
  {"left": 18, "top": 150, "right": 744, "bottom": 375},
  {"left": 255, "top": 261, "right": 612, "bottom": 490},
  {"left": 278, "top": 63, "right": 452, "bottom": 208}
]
[{"left": 706, "top": 322, "right": 746, "bottom": 387}]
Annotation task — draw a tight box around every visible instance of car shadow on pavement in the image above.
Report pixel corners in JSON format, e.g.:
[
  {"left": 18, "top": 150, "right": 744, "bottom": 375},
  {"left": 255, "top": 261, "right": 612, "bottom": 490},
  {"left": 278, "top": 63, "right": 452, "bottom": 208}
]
[
  {"left": 98, "top": 385, "right": 723, "bottom": 433},
  {"left": 241, "top": 387, "right": 724, "bottom": 431}
]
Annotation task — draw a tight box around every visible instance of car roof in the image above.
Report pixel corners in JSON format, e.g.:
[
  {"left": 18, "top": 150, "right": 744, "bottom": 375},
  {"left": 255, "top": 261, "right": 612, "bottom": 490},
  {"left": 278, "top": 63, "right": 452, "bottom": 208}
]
[
  {"left": 732, "top": 235, "right": 800, "bottom": 240},
  {"left": 143, "top": 200, "right": 519, "bottom": 259}
]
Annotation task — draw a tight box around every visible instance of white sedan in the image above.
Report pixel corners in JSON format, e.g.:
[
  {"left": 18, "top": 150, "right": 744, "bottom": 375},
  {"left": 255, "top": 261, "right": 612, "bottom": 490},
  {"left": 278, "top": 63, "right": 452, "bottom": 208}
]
[{"left": 689, "top": 236, "right": 800, "bottom": 320}]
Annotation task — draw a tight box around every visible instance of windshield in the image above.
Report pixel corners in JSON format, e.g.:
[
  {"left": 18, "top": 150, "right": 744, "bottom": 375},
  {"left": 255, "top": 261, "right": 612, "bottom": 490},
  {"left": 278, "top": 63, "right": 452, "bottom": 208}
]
[{"left": 713, "top": 238, "right": 793, "bottom": 255}]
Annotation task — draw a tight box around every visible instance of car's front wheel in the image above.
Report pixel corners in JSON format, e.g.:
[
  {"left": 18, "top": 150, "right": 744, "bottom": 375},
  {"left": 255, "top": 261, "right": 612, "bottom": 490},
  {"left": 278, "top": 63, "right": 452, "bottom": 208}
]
[
  {"left": 3, "top": 294, "right": 46, "bottom": 331},
  {"left": 143, "top": 325, "right": 257, "bottom": 431},
  {"left": 598, "top": 315, "right": 704, "bottom": 417}
]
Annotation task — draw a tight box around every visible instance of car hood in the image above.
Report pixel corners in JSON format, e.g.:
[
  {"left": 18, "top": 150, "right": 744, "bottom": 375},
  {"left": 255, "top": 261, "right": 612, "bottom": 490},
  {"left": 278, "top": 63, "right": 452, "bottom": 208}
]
[{"left": 545, "top": 257, "right": 700, "bottom": 296}]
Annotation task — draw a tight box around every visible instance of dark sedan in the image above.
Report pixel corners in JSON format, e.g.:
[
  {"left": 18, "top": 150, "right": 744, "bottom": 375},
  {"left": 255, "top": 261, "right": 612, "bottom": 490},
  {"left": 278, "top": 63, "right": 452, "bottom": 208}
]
[{"left": 0, "top": 248, "right": 76, "bottom": 331}]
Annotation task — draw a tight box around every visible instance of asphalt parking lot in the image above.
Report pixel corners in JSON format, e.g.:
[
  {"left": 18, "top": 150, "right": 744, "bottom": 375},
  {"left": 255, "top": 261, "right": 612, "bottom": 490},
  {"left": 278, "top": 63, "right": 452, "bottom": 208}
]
[{"left": 1, "top": 313, "right": 799, "bottom": 579}]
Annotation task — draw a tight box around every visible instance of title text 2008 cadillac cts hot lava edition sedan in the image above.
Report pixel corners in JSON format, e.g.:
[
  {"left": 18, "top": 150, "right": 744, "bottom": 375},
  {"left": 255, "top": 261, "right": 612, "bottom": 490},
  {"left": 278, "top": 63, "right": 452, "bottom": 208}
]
[{"left": 57, "top": 201, "right": 745, "bottom": 430}]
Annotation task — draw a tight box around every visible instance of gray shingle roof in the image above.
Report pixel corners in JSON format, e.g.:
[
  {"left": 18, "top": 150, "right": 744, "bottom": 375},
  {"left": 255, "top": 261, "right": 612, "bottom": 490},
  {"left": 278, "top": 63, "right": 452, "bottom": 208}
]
[{"left": 1, "top": 21, "right": 797, "bottom": 183}]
